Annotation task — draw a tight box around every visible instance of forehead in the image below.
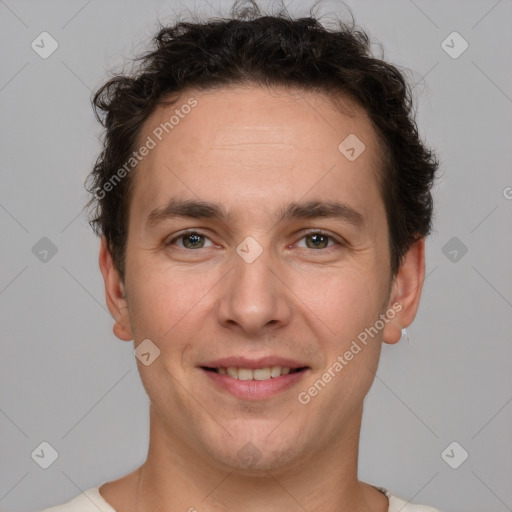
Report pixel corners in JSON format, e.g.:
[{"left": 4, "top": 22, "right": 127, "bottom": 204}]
[
  {"left": 142, "top": 85, "right": 377, "bottom": 151},
  {"left": 130, "top": 85, "right": 383, "bottom": 223}
]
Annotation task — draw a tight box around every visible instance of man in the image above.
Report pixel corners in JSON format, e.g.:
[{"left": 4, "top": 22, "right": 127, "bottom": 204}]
[{"left": 43, "top": 2, "right": 440, "bottom": 510}]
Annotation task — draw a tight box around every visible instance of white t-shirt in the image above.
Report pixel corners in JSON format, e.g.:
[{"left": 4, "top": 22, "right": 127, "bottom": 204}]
[{"left": 40, "top": 483, "right": 442, "bottom": 511}]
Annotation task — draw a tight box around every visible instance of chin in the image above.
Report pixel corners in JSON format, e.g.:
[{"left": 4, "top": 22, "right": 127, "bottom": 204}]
[{"left": 206, "top": 435, "right": 304, "bottom": 474}]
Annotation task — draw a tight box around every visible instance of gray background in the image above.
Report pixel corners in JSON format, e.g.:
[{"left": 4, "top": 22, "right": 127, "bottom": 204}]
[{"left": 1, "top": 0, "right": 511, "bottom": 511}]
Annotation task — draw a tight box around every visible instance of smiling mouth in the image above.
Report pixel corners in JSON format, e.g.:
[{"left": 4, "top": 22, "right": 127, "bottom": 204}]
[{"left": 201, "top": 366, "right": 308, "bottom": 381}]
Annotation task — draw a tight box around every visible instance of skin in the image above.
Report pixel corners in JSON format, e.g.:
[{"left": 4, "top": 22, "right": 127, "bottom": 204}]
[{"left": 98, "top": 85, "right": 425, "bottom": 512}]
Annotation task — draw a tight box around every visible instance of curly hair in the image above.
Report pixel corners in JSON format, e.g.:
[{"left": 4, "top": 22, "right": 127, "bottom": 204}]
[{"left": 85, "top": 0, "right": 438, "bottom": 281}]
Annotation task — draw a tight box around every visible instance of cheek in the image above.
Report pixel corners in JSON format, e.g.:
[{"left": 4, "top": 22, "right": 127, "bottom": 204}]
[
  {"left": 295, "top": 279, "right": 384, "bottom": 429},
  {"left": 125, "top": 258, "right": 221, "bottom": 386},
  {"left": 293, "top": 264, "right": 386, "bottom": 398},
  {"left": 127, "top": 267, "right": 205, "bottom": 410},
  {"left": 293, "top": 263, "right": 384, "bottom": 342},
  {"left": 124, "top": 257, "right": 201, "bottom": 343}
]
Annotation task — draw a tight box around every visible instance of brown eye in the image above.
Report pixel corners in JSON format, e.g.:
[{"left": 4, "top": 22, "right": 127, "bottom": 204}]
[
  {"left": 297, "top": 231, "right": 339, "bottom": 250},
  {"left": 181, "top": 233, "right": 205, "bottom": 249},
  {"left": 166, "top": 231, "right": 213, "bottom": 249},
  {"left": 305, "top": 233, "right": 330, "bottom": 249}
]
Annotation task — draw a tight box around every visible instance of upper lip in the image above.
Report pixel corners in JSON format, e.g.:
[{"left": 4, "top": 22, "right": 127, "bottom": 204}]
[{"left": 200, "top": 356, "right": 309, "bottom": 370}]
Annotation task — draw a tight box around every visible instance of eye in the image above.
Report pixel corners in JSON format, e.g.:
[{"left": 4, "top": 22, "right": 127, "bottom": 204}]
[
  {"left": 166, "top": 231, "right": 214, "bottom": 249},
  {"left": 295, "top": 231, "right": 341, "bottom": 250},
  {"left": 165, "top": 230, "right": 344, "bottom": 251}
]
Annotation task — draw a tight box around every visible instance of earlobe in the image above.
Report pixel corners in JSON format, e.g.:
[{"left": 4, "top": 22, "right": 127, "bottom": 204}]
[
  {"left": 98, "top": 236, "right": 133, "bottom": 342},
  {"left": 382, "top": 238, "right": 425, "bottom": 344}
]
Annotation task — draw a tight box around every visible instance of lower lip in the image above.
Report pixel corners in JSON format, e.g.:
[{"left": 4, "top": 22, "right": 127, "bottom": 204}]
[{"left": 201, "top": 368, "right": 309, "bottom": 400}]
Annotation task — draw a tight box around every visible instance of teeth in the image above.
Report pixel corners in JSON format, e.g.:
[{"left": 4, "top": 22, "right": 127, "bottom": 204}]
[
  {"left": 270, "top": 366, "right": 282, "bottom": 378},
  {"left": 238, "top": 368, "right": 254, "bottom": 381},
  {"left": 253, "top": 368, "right": 270, "bottom": 380},
  {"left": 216, "top": 366, "right": 295, "bottom": 380},
  {"left": 226, "top": 367, "right": 238, "bottom": 378}
]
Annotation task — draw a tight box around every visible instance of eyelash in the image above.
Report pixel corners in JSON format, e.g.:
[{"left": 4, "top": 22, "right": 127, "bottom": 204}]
[{"left": 165, "top": 229, "right": 344, "bottom": 250}]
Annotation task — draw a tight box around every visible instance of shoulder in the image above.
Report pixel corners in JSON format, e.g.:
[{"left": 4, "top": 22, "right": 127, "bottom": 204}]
[
  {"left": 40, "top": 486, "right": 116, "bottom": 512},
  {"left": 375, "top": 486, "right": 443, "bottom": 512}
]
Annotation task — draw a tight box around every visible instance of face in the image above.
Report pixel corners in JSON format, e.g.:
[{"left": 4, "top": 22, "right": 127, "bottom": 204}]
[{"left": 101, "top": 85, "right": 422, "bottom": 473}]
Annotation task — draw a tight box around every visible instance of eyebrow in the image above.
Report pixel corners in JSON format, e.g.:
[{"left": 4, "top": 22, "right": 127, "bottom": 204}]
[{"left": 146, "top": 199, "right": 364, "bottom": 229}]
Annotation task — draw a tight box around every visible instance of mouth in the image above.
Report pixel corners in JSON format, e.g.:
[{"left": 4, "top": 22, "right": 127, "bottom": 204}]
[
  {"left": 199, "top": 365, "right": 310, "bottom": 400},
  {"left": 201, "top": 366, "right": 308, "bottom": 381}
]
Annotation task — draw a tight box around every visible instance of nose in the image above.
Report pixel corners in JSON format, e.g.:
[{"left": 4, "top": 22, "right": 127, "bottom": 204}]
[{"left": 216, "top": 242, "right": 293, "bottom": 336}]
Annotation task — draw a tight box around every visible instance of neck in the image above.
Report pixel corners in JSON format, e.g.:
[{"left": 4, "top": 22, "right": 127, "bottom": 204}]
[{"left": 124, "top": 404, "right": 386, "bottom": 512}]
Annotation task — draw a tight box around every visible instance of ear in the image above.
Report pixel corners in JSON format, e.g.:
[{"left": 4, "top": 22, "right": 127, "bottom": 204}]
[
  {"left": 382, "top": 237, "right": 425, "bottom": 344},
  {"left": 98, "top": 236, "right": 133, "bottom": 341}
]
